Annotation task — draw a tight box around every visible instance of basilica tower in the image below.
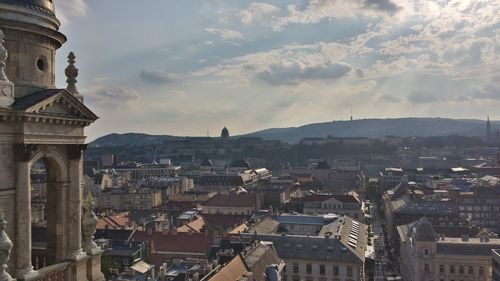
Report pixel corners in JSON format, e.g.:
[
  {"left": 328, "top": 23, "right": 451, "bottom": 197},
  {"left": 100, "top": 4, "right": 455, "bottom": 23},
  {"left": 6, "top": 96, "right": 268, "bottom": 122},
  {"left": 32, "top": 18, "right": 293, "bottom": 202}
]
[
  {"left": 0, "top": 0, "right": 66, "bottom": 98},
  {"left": 0, "top": 1, "right": 103, "bottom": 280}
]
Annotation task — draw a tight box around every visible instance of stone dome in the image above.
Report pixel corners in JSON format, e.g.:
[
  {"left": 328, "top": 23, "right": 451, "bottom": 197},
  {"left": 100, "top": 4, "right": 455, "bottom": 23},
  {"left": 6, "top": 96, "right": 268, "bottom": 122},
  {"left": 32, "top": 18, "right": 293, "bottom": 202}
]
[
  {"left": 411, "top": 217, "right": 439, "bottom": 242},
  {"left": 221, "top": 126, "right": 229, "bottom": 138},
  {"left": 0, "top": 0, "right": 55, "bottom": 15}
]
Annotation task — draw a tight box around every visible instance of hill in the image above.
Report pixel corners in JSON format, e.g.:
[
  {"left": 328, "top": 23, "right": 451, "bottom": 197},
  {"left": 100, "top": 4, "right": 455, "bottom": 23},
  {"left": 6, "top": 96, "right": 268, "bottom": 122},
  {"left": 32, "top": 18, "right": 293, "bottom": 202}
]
[
  {"left": 245, "top": 117, "right": 496, "bottom": 143},
  {"left": 89, "top": 118, "right": 497, "bottom": 146},
  {"left": 89, "top": 133, "right": 179, "bottom": 147}
]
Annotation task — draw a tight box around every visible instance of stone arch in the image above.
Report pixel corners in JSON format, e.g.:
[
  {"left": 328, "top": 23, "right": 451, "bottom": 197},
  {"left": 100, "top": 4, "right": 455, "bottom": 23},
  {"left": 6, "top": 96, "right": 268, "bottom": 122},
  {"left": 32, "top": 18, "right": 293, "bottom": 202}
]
[
  {"left": 31, "top": 146, "right": 69, "bottom": 182},
  {"left": 29, "top": 145, "right": 70, "bottom": 269}
]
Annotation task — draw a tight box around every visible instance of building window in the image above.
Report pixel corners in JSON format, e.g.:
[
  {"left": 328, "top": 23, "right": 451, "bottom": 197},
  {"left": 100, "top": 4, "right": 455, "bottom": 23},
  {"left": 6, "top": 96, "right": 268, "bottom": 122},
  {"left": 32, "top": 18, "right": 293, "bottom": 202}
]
[
  {"left": 306, "top": 264, "right": 312, "bottom": 274},
  {"left": 440, "top": 265, "right": 444, "bottom": 273},
  {"left": 424, "top": 248, "right": 429, "bottom": 255},
  {"left": 450, "top": 265, "right": 455, "bottom": 273},
  {"left": 468, "top": 266, "right": 473, "bottom": 274},
  {"left": 347, "top": 266, "right": 353, "bottom": 277},
  {"left": 320, "top": 264, "right": 325, "bottom": 275},
  {"left": 459, "top": 266, "right": 464, "bottom": 274},
  {"left": 479, "top": 266, "right": 484, "bottom": 275},
  {"left": 424, "top": 264, "right": 429, "bottom": 272},
  {"left": 333, "top": 265, "right": 339, "bottom": 276},
  {"left": 293, "top": 263, "right": 299, "bottom": 274}
]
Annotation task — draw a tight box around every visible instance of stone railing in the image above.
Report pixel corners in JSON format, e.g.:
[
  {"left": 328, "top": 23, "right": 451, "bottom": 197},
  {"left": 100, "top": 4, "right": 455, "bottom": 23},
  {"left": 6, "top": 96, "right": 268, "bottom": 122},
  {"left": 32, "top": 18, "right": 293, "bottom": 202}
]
[{"left": 29, "top": 262, "right": 70, "bottom": 281}]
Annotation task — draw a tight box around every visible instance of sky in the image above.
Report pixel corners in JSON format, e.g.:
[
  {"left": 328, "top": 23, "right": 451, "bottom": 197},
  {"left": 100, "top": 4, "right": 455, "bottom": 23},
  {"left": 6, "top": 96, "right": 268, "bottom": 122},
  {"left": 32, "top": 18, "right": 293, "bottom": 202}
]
[{"left": 53, "top": 0, "right": 500, "bottom": 141}]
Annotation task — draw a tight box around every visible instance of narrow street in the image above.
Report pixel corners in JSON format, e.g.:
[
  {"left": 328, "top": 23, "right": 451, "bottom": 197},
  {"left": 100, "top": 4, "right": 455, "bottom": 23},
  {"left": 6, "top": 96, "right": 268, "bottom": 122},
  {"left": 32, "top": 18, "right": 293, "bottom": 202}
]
[{"left": 371, "top": 202, "right": 388, "bottom": 280}]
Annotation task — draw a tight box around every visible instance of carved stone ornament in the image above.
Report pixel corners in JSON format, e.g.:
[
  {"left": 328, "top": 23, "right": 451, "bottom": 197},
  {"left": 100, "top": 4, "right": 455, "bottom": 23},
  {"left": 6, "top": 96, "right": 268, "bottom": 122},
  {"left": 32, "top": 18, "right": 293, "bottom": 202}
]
[
  {"left": 14, "top": 144, "right": 38, "bottom": 162},
  {"left": 65, "top": 52, "right": 83, "bottom": 102},
  {"left": 0, "top": 208, "right": 13, "bottom": 281},
  {"left": 82, "top": 193, "right": 99, "bottom": 255},
  {"left": 0, "top": 28, "right": 14, "bottom": 108},
  {"left": 67, "top": 144, "right": 87, "bottom": 160}
]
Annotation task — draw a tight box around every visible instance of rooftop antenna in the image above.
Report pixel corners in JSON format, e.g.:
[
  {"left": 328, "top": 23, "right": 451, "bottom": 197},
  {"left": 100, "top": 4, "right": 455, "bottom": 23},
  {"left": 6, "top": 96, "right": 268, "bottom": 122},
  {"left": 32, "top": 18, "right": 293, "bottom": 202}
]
[{"left": 350, "top": 104, "right": 353, "bottom": 121}]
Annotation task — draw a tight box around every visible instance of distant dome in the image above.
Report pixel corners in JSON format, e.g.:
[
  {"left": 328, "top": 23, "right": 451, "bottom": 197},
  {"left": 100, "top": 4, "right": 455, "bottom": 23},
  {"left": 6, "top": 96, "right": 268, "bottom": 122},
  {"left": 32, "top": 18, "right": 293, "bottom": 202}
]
[
  {"left": 229, "top": 160, "right": 251, "bottom": 169},
  {"left": 200, "top": 159, "right": 213, "bottom": 167},
  {"left": 221, "top": 126, "right": 229, "bottom": 138},
  {"left": 411, "top": 217, "right": 439, "bottom": 241}
]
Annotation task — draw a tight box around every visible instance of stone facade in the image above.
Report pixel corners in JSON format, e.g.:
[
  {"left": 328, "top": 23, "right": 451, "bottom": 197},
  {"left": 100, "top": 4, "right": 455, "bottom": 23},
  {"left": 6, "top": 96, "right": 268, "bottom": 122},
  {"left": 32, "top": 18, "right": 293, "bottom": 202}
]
[{"left": 0, "top": 0, "right": 103, "bottom": 280}]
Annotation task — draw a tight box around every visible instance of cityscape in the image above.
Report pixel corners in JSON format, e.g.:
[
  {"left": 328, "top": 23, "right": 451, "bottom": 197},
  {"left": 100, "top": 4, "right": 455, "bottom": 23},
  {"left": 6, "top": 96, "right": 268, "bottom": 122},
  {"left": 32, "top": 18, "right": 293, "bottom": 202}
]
[{"left": 0, "top": 1, "right": 500, "bottom": 281}]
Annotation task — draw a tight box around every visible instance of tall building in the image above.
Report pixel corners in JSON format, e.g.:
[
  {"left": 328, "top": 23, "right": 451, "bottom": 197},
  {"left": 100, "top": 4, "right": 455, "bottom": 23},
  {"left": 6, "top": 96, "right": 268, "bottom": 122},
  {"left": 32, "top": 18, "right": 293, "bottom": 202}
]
[
  {"left": 487, "top": 116, "right": 492, "bottom": 143},
  {"left": 398, "top": 217, "right": 500, "bottom": 281},
  {"left": 0, "top": 1, "right": 103, "bottom": 280}
]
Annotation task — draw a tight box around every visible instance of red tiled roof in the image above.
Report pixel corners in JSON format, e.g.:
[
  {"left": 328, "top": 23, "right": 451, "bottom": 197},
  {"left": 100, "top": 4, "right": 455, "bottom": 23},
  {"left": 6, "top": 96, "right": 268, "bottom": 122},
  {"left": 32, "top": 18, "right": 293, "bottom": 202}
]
[
  {"left": 202, "top": 214, "right": 249, "bottom": 232},
  {"left": 204, "top": 193, "right": 256, "bottom": 208},
  {"left": 132, "top": 231, "right": 214, "bottom": 255},
  {"left": 97, "top": 212, "right": 131, "bottom": 230}
]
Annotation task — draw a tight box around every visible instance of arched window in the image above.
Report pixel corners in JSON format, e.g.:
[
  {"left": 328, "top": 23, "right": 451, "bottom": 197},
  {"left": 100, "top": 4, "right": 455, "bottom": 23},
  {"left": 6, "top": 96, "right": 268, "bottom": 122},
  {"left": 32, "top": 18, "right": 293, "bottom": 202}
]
[
  {"left": 424, "top": 248, "right": 429, "bottom": 255},
  {"left": 479, "top": 266, "right": 484, "bottom": 275}
]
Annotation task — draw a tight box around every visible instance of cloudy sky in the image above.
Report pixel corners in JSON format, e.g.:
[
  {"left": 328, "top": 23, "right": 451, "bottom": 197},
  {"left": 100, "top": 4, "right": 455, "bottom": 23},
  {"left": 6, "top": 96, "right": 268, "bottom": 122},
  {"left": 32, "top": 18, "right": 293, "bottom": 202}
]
[{"left": 54, "top": 0, "right": 500, "bottom": 141}]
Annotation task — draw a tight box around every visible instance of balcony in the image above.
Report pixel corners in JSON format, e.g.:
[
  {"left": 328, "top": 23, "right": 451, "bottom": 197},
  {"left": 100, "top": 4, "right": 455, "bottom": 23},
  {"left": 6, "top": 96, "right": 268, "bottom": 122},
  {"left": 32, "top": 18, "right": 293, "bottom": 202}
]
[{"left": 26, "top": 262, "right": 71, "bottom": 281}]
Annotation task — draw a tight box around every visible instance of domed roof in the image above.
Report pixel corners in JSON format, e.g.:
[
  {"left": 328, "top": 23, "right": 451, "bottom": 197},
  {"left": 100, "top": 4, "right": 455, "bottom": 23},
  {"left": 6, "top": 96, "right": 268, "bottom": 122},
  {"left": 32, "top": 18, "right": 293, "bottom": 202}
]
[
  {"left": 221, "top": 126, "right": 229, "bottom": 138},
  {"left": 229, "top": 159, "right": 251, "bottom": 169},
  {"left": 200, "top": 159, "right": 213, "bottom": 167},
  {"left": 411, "top": 217, "right": 439, "bottom": 241},
  {"left": 0, "top": 0, "right": 55, "bottom": 17}
]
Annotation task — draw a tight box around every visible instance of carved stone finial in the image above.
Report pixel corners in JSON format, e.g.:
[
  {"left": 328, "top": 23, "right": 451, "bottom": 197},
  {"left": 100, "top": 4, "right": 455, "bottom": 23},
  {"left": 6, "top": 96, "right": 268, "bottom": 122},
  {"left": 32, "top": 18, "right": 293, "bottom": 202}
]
[
  {"left": 0, "top": 208, "right": 13, "bottom": 281},
  {"left": 0, "top": 29, "right": 14, "bottom": 108},
  {"left": 65, "top": 51, "right": 83, "bottom": 102},
  {"left": 82, "top": 192, "right": 100, "bottom": 255}
]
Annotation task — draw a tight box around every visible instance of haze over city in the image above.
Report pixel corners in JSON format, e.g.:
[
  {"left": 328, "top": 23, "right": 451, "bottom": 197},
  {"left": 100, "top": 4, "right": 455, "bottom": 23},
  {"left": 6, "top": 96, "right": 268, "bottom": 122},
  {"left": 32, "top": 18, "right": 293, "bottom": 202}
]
[{"left": 53, "top": 0, "right": 500, "bottom": 141}]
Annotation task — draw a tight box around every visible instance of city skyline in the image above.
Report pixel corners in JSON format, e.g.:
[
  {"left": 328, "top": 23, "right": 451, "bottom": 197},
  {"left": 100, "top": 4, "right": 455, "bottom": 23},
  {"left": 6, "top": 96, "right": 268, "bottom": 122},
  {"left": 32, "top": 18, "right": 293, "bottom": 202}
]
[{"left": 54, "top": 0, "right": 500, "bottom": 141}]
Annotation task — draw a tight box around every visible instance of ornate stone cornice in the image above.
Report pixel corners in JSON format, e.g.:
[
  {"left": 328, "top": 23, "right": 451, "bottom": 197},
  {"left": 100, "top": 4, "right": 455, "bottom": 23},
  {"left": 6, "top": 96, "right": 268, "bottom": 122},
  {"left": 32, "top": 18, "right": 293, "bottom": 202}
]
[
  {"left": 67, "top": 144, "right": 87, "bottom": 160},
  {"left": 13, "top": 143, "right": 38, "bottom": 162},
  {"left": 0, "top": 111, "right": 94, "bottom": 126}
]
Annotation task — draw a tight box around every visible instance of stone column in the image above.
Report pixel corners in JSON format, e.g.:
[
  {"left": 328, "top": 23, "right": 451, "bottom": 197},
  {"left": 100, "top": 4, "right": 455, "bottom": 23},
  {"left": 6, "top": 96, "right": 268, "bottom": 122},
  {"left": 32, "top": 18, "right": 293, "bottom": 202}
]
[
  {"left": 13, "top": 144, "right": 38, "bottom": 279},
  {"left": 46, "top": 182, "right": 69, "bottom": 263},
  {"left": 66, "top": 144, "right": 86, "bottom": 261}
]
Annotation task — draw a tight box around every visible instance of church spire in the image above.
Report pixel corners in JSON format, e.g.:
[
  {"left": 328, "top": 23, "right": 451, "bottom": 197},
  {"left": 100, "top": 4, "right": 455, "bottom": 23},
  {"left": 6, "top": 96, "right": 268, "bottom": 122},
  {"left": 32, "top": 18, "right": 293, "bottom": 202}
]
[
  {"left": 65, "top": 52, "right": 84, "bottom": 102},
  {"left": 0, "top": 29, "right": 14, "bottom": 108}
]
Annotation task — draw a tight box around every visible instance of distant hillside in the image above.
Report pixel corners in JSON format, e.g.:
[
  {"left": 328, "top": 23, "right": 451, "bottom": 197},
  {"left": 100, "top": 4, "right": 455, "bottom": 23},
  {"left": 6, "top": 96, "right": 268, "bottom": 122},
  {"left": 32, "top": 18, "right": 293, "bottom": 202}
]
[
  {"left": 89, "top": 133, "right": 179, "bottom": 147},
  {"left": 90, "top": 118, "right": 497, "bottom": 146},
  {"left": 245, "top": 118, "right": 497, "bottom": 144}
]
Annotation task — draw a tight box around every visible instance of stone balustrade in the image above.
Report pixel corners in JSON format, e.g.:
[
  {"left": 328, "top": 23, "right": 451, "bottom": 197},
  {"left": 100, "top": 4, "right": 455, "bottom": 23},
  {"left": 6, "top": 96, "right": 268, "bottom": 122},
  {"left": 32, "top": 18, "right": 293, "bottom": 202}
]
[{"left": 27, "top": 262, "right": 70, "bottom": 281}]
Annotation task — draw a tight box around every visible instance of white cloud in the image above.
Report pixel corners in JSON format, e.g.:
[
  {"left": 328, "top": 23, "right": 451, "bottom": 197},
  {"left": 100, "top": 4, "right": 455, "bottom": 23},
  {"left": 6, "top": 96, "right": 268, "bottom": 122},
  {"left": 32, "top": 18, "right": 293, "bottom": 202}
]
[
  {"left": 239, "top": 2, "right": 280, "bottom": 24},
  {"left": 271, "top": 0, "right": 403, "bottom": 31},
  {"left": 86, "top": 88, "right": 140, "bottom": 104},
  {"left": 205, "top": 27, "right": 244, "bottom": 41},
  {"left": 139, "top": 70, "right": 175, "bottom": 85},
  {"left": 55, "top": 0, "right": 88, "bottom": 24}
]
